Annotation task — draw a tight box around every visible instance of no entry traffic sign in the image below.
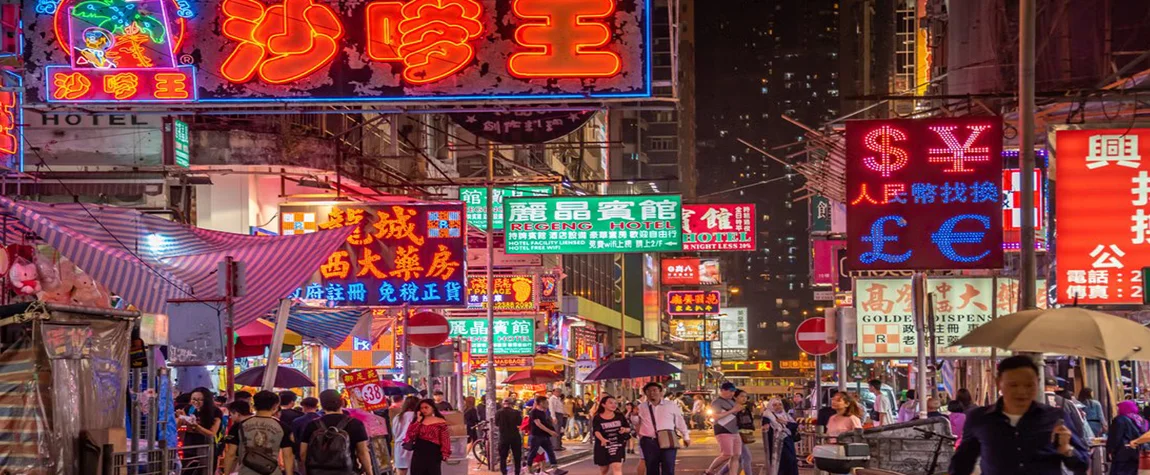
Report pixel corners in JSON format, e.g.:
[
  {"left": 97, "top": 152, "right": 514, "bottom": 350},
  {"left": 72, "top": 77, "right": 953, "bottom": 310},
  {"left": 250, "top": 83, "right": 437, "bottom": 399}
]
[
  {"left": 407, "top": 311, "right": 450, "bottom": 348},
  {"left": 796, "top": 317, "right": 836, "bottom": 356}
]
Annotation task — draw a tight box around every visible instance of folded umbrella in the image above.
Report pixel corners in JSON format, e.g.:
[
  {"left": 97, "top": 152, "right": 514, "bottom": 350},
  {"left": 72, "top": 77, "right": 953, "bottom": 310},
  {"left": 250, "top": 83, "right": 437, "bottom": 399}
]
[
  {"left": 503, "top": 368, "right": 564, "bottom": 385},
  {"left": 584, "top": 356, "right": 681, "bottom": 381},
  {"left": 951, "top": 307, "right": 1150, "bottom": 360},
  {"left": 234, "top": 365, "right": 316, "bottom": 388}
]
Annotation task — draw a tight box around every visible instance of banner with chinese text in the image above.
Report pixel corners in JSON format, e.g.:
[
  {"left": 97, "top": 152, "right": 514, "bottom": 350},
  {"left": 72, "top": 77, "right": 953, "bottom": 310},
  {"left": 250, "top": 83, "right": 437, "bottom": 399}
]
[
  {"left": 24, "top": 0, "right": 651, "bottom": 103},
  {"left": 846, "top": 117, "right": 1004, "bottom": 271},
  {"left": 503, "top": 194, "right": 683, "bottom": 254},
  {"left": 666, "top": 290, "right": 721, "bottom": 316},
  {"left": 460, "top": 186, "right": 552, "bottom": 231},
  {"left": 465, "top": 275, "right": 537, "bottom": 311},
  {"left": 281, "top": 202, "right": 466, "bottom": 307},
  {"left": 342, "top": 369, "right": 389, "bottom": 411},
  {"left": 448, "top": 317, "right": 534, "bottom": 355},
  {"left": 1055, "top": 129, "right": 1150, "bottom": 304},
  {"left": 669, "top": 319, "right": 718, "bottom": 342},
  {"left": 716, "top": 307, "right": 747, "bottom": 351},
  {"left": 682, "top": 203, "right": 756, "bottom": 251},
  {"left": 856, "top": 277, "right": 999, "bottom": 357}
]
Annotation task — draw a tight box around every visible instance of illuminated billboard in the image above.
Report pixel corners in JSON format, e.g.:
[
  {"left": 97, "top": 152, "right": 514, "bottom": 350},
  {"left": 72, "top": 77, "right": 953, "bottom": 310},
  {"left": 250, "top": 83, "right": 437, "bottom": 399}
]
[
  {"left": 666, "top": 290, "right": 720, "bottom": 316},
  {"left": 465, "top": 274, "right": 537, "bottom": 311},
  {"left": 681, "top": 203, "right": 755, "bottom": 251},
  {"left": 846, "top": 116, "right": 1004, "bottom": 271},
  {"left": 25, "top": 0, "right": 652, "bottom": 103},
  {"left": 503, "top": 194, "right": 683, "bottom": 254}
]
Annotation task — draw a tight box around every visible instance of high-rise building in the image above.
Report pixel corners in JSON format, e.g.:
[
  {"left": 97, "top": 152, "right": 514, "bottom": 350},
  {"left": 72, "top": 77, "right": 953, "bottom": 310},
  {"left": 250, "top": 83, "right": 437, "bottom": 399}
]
[{"left": 696, "top": 1, "right": 841, "bottom": 361}]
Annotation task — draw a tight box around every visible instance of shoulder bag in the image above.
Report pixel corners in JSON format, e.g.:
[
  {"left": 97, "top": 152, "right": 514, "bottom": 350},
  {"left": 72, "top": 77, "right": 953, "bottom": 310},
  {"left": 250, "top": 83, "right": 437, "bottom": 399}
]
[
  {"left": 239, "top": 419, "right": 281, "bottom": 475},
  {"left": 647, "top": 403, "right": 680, "bottom": 450}
]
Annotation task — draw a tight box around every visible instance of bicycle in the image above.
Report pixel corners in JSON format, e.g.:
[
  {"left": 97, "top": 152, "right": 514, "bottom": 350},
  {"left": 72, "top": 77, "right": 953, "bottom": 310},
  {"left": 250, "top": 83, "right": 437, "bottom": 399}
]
[{"left": 473, "top": 419, "right": 493, "bottom": 467}]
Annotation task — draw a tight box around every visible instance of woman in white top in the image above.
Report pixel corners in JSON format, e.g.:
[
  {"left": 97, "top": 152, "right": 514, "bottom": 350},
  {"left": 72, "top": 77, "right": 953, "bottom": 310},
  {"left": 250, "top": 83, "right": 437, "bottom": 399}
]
[{"left": 392, "top": 396, "right": 420, "bottom": 475}]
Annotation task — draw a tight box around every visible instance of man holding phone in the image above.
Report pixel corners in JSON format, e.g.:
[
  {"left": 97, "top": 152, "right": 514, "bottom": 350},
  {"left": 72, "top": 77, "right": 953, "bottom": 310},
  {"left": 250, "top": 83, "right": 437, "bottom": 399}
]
[{"left": 950, "top": 355, "right": 1089, "bottom": 475}]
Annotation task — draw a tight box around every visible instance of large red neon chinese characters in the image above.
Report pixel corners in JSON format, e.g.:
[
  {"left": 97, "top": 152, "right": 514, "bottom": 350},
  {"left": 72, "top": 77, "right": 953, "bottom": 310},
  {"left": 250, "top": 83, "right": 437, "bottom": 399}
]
[
  {"left": 509, "top": 0, "right": 622, "bottom": 78},
  {"left": 0, "top": 92, "right": 15, "bottom": 156},
  {"left": 366, "top": 0, "right": 484, "bottom": 84},
  {"left": 220, "top": 0, "right": 344, "bottom": 84}
]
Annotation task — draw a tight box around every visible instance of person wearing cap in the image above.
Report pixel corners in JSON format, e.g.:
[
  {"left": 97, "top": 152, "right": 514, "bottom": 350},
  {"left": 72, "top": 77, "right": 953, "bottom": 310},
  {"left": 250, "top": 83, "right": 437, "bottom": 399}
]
[
  {"left": 705, "top": 382, "right": 745, "bottom": 475},
  {"left": 495, "top": 397, "right": 524, "bottom": 475}
]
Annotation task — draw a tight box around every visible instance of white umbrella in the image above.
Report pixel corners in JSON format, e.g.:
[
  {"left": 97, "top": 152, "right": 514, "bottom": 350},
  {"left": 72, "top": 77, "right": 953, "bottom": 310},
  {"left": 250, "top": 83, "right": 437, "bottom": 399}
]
[{"left": 950, "top": 307, "right": 1150, "bottom": 360}]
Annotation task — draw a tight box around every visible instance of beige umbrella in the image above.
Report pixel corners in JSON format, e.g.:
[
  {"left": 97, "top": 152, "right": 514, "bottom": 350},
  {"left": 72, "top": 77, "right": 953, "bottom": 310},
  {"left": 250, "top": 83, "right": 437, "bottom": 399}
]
[{"left": 951, "top": 307, "right": 1150, "bottom": 360}]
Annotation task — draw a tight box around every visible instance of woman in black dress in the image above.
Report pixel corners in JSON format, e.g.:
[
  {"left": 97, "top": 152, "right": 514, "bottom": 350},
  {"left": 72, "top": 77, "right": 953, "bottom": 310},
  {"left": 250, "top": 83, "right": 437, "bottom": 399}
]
[
  {"left": 592, "top": 395, "right": 631, "bottom": 475},
  {"left": 176, "top": 387, "right": 222, "bottom": 475}
]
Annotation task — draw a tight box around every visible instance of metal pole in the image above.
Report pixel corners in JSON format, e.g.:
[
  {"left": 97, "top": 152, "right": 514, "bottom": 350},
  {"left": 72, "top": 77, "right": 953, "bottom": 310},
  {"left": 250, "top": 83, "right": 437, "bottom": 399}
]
[
  {"left": 836, "top": 308, "right": 846, "bottom": 393},
  {"left": 225, "top": 256, "right": 236, "bottom": 399},
  {"left": 621, "top": 255, "right": 627, "bottom": 360},
  {"left": 927, "top": 293, "right": 938, "bottom": 399},
  {"left": 1018, "top": 0, "right": 1045, "bottom": 400},
  {"left": 262, "top": 299, "right": 293, "bottom": 389},
  {"left": 814, "top": 355, "right": 823, "bottom": 412},
  {"left": 485, "top": 142, "right": 498, "bottom": 470},
  {"left": 913, "top": 273, "right": 928, "bottom": 419}
]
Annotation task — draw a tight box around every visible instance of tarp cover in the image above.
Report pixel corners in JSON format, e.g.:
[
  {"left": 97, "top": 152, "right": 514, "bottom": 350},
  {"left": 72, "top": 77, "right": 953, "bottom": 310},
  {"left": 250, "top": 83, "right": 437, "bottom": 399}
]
[{"left": 0, "top": 197, "right": 354, "bottom": 327}]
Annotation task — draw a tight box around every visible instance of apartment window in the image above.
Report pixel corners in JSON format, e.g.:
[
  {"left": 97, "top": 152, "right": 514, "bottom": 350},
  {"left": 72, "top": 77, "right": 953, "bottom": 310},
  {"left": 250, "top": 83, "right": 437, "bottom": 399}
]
[{"left": 649, "top": 137, "right": 676, "bottom": 151}]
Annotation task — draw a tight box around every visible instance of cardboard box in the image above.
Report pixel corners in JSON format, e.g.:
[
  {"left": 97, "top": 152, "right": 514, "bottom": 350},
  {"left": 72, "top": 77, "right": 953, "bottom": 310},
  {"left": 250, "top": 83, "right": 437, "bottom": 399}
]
[
  {"left": 443, "top": 412, "right": 468, "bottom": 437},
  {"left": 85, "top": 427, "right": 127, "bottom": 454}
]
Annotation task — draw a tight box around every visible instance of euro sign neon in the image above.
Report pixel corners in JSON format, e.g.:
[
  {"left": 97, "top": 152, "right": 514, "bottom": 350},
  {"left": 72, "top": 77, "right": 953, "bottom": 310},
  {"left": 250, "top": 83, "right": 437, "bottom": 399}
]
[{"left": 930, "top": 214, "right": 992, "bottom": 263}]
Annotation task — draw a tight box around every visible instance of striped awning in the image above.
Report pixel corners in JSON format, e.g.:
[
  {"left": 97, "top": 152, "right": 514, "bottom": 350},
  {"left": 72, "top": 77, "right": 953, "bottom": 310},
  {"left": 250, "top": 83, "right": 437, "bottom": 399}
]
[
  {"left": 278, "top": 306, "right": 370, "bottom": 348},
  {"left": 0, "top": 197, "right": 354, "bottom": 327}
]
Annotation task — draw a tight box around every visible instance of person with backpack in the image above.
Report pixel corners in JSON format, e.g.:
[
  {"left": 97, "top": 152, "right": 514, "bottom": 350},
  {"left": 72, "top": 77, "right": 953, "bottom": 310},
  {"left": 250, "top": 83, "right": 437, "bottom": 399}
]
[
  {"left": 300, "top": 389, "right": 373, "bottom": 475},
  {"left": 223, "top": 390, "right": 295, "bottom": 475},
  {"left": 401, "top": 399, "right": 452, "bottom": 475}
]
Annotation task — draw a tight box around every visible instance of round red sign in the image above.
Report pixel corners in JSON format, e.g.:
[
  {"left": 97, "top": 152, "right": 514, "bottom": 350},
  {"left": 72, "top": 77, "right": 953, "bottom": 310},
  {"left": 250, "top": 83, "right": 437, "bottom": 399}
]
[
  {"left": 407, "top": 311, "right": 450, "bottom": 348},
  {"left": 795, "top": 317, "right": 836, "bottom": 356}
]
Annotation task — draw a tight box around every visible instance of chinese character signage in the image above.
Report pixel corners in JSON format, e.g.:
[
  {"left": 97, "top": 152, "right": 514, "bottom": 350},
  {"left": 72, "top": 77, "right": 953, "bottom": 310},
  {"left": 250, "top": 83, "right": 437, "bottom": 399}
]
[
  {"left": 812, "top": 239, "right": 846, "bottom": 286},
  {"left": 448, "top": 317, "right": 534, "bottom": 355},
  {"left": 716, "top": 307, "right": 747, "bottom": 350},
  {"left": 1055, "top": 129, "right": 1150, "bottom": 304},
  {"left": 669, "top": 319, "right": 718, "bottom": 342},
  {"left": 460, "top": 186, "right": 552, "bottom": 231},
  {"left": 682, "top": 203, "right": 756, "bottom": 251},
  {"left": 779, "top": 360, "right": 816, "bottom": 370},
  {"left": 662, "top": 258, "right": 699, "bottom": 285},
  {"left": 25, "top": 0, "right": 651, "bottom": 103},
  {"left": 503, "top": 194, "right": 683, "bottom": 254},
  {"left": 666, "top": 290, "right": 721, "bottom": 315},
  {"left": 720, "top": 360, "right": 773, "bottom": 372},
  {"left": 1002, "top": 168, "right": 1045, "bottom": 251},
  {"left": 466, "top": 274, "right": 537, "bottom": 311},
  {"left": 846, "top": 117, "right": 1004, "bottom": 271},
  {"left": 342, "top": 369, "right": 389, "bottom": 411},
  {"left": 0, "top": 89, "right": 22, "bottom": 172},
  {"left": 281, "top": 202, "right": 466, "bottom": 307},
  {"left": 855, "top": 277, "right": 1003, "bottom": 357},
  {"left": 452, "top": 110, "right": 595, "bottom": 145},
  {"left": 811, "top": 195, "right": 833, "bottom": 233},
  {"left": 571, "top": 325, "right": 598, "bottom": 360}
]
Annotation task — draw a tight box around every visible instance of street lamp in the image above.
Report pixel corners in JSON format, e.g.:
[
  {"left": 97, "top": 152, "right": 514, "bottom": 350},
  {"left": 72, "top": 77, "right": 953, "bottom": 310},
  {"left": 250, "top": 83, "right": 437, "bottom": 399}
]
[{"left": 730, "top": 286, "right": 741, "bottom": 295}]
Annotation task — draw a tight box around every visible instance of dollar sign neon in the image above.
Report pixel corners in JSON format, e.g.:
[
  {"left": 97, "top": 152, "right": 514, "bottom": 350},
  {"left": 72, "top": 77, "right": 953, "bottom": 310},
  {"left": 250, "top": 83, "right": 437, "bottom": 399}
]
[{"left": 863, "top": 125, "right": 910, "bottom": 177}]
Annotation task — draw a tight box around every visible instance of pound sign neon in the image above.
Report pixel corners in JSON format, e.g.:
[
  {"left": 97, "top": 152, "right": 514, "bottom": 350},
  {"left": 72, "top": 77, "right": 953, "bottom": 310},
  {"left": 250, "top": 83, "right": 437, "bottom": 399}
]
[
  {"left": 931, "top": 214, "right": 991, "bottom": 263},
  {"left": 860, "top": 215, "right": 911, "bottom": 264}
]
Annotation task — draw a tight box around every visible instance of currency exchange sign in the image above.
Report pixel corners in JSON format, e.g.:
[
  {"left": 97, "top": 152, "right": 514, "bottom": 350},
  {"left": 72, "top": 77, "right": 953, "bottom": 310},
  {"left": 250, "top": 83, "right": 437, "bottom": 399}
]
[
  {"left": 460, "top": 186, "right": 552, "bottom": 231},
  {"left": 281, "top": 202, "right": 467, "bottom": 307},
  {"left": 846, "top": 116, "right": 1004, "bottom": 271},
  {"left": 503, "top": 195, "right": 683, "bottom": 254},
  {"left": 1055, "top": 129, "right": 1150, "bottom": 304},
  {"left": 448, "top": 317, "right": 535, "bottom": 355}
]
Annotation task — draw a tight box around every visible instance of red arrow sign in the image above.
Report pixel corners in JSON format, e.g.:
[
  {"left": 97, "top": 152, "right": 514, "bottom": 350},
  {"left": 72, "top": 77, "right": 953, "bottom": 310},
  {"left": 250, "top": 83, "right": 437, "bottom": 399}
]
[{"left": 795, "top": 317, "right": 836, "bottom": 356}]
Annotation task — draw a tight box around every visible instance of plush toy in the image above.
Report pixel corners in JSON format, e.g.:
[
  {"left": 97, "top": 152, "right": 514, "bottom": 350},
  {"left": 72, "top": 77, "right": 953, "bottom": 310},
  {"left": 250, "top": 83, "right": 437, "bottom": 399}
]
[
  {"left": 71, "top": 270, "right": 105, "bottom": 307},
  {"left": 8, "top": 258, "right": 41, "bottom": 296}
]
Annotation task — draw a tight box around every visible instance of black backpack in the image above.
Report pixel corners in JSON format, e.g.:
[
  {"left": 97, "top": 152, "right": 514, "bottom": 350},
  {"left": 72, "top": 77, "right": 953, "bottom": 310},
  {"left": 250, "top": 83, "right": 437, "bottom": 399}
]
[{"left": 306, "top": 417, "right": 354, "bottom": 473}]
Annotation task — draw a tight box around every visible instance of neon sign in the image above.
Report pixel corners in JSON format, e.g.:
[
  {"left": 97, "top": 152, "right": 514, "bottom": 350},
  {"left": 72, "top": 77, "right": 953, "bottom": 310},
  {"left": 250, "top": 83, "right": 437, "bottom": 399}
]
[
  {"left": 26, "top": 0, "right": 651, "bottom": 103},
  {"left": 666, "top": 290, "right": 721, "bottom": 316},
  {"left": 846, "top": 117, "right": 1004, "bottom": 271},
  {"left": 465, "top": 274, "right": 537, "bottom": 311},
  {"left": 0, "top": 90, "right": 23, "bottom": 172},
  {"left": 281, "top": 202, "right": 467, "bottom": 307}
]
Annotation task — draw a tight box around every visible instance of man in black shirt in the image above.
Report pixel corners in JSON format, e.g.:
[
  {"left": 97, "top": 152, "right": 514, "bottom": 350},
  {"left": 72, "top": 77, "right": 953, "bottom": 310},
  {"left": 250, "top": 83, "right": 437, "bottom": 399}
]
[
  {"left": 527, "top": 395, "right": 567, "bottom": 475},
  {"left": 223, "top": 390, "right": 294, "bottom": 475},
  {"left": 300, "top": 390, "right": 374, "bottom": 475},
  {"left": 278, "top": 391, "right": 304, "bottom": 428},
  {"left": 434, "top": 390, "right": 454, "bottom": 412},
  {"left": 495, "top": 397, "right": 524, "bottom": 475}
]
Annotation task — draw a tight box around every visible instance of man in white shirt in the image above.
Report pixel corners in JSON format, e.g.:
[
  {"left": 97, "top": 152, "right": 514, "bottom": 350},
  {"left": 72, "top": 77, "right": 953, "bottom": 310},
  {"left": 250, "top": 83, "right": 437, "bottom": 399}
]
[
  {"left": 637, "top": 382, "right": 691, "bottom": 475},
  {"left": 869, "top": 379, "right": 892, "bottom": 426},
  {"left": 548, "top": 388, "right": 568, "bottom": 450}
]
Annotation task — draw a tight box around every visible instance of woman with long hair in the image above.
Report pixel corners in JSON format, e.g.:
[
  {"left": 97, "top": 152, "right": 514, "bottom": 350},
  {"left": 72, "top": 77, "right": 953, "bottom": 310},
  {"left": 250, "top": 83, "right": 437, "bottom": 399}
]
[
  {"left": 176, "top": 387, "right": 222, "bottom": 475},
  {"left": 1080, "top": 387, "right": 1106, "bottom": 435},
  {"left": 955, "top": 388, "right": 974, "bottom": 411},
  {"left": 717, "top": 390, "right": 755, "bottom": 475},
  {"left": 1111, "top": 400, "right": 1150, "bottom": 475},
  {"left": 825, "top": 392, "right": 863, "bottom": 440},
  {"left": 402, "top": 399, "right": 452, "bottom": 475},
  {"left": 393, "top": 395, "right": 421, "bottom": 475},
  {"left": 463, "top": 396, "right": 480, "bottom": 459},
  {"left": 591, "top": 395, "right": 631, "bottom": 475},
  {"left": 762, "top": 397, "right": 799, "bottom": 475}
]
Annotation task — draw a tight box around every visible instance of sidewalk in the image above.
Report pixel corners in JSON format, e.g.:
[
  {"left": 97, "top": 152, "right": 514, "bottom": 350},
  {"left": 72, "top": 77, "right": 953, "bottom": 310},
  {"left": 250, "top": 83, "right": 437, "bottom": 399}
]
[{"left": 467, "top": 438, "right": 593, "bottom": 472}]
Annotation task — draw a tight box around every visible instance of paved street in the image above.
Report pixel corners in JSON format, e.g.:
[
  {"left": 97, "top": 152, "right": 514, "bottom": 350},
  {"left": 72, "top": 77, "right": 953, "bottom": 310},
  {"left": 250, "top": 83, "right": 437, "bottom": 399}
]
[{"left": 470, "top": 431, "right": 815, "bottom": 475}]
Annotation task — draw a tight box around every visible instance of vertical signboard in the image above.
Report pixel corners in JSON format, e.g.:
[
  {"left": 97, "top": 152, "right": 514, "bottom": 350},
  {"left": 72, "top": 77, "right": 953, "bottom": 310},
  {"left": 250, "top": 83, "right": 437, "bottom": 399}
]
[
  {"left": 282, "top": 202, "right": 467, "bottom": 306},
  {"left": 460, "top": 186, "right": 552, "bottom": 231},
  {"left": 1055, "top": 129, "right": 1150, "bottom": 305},
  {"left": 846, "top": 117, "right": 1004, "bottom": 271},
  {"left": 503, "top": 194, "right": 683, "bottom": 254},
  {"left": 681, "top": 203, "right": 756, "bottom": 251},
  {"left": 0, "top": 89, "right": 22, "bottom": 172},
  {"left": 812, "top": 239, "right": 847, "bottom": 286},
  {"left": 716, "top": 307, "right": 748, "bottom": 356}
]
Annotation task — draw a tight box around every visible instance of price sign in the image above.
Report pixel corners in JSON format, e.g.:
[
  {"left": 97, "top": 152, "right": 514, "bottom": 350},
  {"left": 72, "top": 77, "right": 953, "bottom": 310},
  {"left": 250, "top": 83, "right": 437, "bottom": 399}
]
[{"left": 342, "top": 368, "right": 389, "bottom": 411}]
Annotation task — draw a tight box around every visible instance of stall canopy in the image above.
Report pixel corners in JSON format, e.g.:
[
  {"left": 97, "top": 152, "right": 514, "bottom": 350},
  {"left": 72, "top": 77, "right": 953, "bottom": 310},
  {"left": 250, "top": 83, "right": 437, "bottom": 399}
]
[
  {"left": 0, "top": 197, "right": 354, "bottom": 327},
  {"left": 276, "top": 306, "right": 370, "bottom": 349}
]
